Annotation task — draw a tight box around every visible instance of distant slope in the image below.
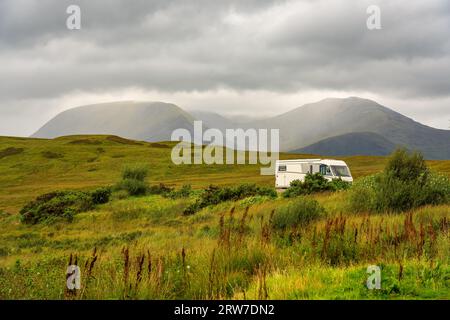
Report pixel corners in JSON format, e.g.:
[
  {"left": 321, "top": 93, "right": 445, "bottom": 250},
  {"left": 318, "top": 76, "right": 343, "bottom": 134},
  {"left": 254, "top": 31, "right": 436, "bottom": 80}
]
[
  {"left": 292, "top": 132, "right": 397, "bottom": 156},
  {"left": 248, "top": 97, "right": 450, "bottom": 159},
  {"left": 190, "top": 111, "right": 237, "bottom": 131},
  {"left": 32, "top": 101, "right": 195, "bottom": 142}
]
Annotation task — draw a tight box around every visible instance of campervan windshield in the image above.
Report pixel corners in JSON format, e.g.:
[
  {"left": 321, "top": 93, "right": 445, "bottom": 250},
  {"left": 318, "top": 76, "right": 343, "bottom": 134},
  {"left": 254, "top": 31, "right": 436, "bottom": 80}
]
[{"left": 331, "top": 165, "right": 351, "bottom": 177}]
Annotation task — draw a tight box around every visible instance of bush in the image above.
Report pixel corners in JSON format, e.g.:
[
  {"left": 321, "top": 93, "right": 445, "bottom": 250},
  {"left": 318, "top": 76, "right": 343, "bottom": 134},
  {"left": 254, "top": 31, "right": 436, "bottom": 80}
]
[
  {"left": 122, "top": 164, "right": 148, "bottom": 181},
  {"left": 91, "top": 187, "right": 112, "bottom": 204},
  {"left": 117, "top": 179, "right": 148, "bottom": 196},
  {"left": 328, "top": 178, "right": 352, "bottom": 192},
  {"left": 347, "top": 175, "right": 378, "bottom": 212},
  {"left": 148, "top": 183, "right": 173, "bottom": 195},
  {"left": 283, "top": 173, "right": 350, "bottom": 198},
  {"left": 183, "top": 184, "right": 277, "bottom": 215},
  {"left": 20, "top": 191, "right": 95, "bottom": 224},
  {"left": 348, "top": 148, "right": 450, "bottom": 213},
  {"left": 422, "top": 173, "right": 450, "bottom": 204},
  {"left": 384, "top": 148, "right": 428, "bottom": 182},
  {"left": 183, "top": 202, "right": 202, "bottom": 216},
  {"left": 116, "top": 164, "right": 149, "bottom": 196},
  {"left": 41, "top": 151, "right": 64, "bottom": 159},
  {"left": 165, "top": 184, "right": 192, "bottom": 199},
  {"left": 272, "top": 197, "right": 324, "bottom": 230}
]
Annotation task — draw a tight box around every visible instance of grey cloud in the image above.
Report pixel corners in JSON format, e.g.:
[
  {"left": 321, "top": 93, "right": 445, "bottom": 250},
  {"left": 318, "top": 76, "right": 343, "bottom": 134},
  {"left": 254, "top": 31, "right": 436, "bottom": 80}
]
[{"left": 0, "top": 0, "right": 449, "bottom": 135}]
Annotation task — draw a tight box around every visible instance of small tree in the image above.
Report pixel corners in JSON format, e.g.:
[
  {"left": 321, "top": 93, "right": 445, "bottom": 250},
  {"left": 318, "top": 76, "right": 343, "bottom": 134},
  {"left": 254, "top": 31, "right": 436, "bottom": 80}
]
[
  {"left": 384, "top": 148, "right": 428, "bottom": 183},
  {"left": 376, "top": 148, "right": 429, "bottom": 212}
]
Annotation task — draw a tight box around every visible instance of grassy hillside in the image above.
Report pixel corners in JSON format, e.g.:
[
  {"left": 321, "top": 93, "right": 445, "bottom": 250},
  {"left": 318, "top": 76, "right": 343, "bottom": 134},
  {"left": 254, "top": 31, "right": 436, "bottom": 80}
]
[
  {"left": 0, "top": 135, "right": 449, "bottom": 300},
  {"left": 2, "top": 135, "right": 450, "bottom": 213}
]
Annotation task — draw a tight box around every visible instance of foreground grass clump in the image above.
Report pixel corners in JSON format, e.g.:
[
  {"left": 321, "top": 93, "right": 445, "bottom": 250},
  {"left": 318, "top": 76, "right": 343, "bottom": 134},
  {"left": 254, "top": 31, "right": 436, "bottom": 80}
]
[
  {"left": 349, "top": 148, "right": 450, "bottom": 213},
  {"left": 283, "top": 173, "right": 350, "bottom": 198},
  {"left": 272, "top": 197, "right": 324, "bottom": 230}
]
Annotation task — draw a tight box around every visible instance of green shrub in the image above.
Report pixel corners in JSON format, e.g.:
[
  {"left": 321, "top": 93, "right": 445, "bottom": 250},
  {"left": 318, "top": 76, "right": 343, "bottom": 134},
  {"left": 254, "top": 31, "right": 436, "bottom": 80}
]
[
  {"left": 91, "top": 187, "right": 112, "bottom": 204},
  {"left": 272, "top": 197, "right": 324, "bottom": 230},
  {"left": 347, "top": 175, "right": 378, "bottom": 212},
  {"left": 165, "top": 184, "right": 192, "bottom": 199},
  {"left": 41, "top": 151, "right": 64, "bottom": 159},
  {"left": 183, "top": 184, "right": 277, "bottom": 215},
  {"left": 283, "top": 173, "right": 350, "bottom": 198},
  {"left": 328, "top": 178, "right": 352, "bottom": 192},
  {"left": 122, "top": 164, "right": 148, "bottom": 181},
  {"left": 116, "top": 164, "right": 149, "bottom": 196},
  {"left": 20, "top": 191, "right": 95, "bottom": 224},
  {"left": 422, "top": 173, "right": 450, "bottom": 204},
  {"left": 384, "top": 148, "right": 428, "bottom": 182},
  {"left": 117, "top": 179, "right": 148, "bottom": 196},
  {"left": 148, "top": 183, "right": 173, "bottom": 195},
  {"left": 183, "top": 202, "right": 201, "bottom": 216},
  {"left": 0, "top": 147, "right": 24, "bottom": 159},
  {"left": 348, "top": 148, "right": 450, "bottom": 213}
]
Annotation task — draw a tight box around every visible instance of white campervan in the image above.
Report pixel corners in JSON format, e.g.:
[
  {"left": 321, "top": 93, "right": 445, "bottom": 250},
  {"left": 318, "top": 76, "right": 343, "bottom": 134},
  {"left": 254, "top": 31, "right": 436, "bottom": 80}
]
[{"left": 275, "top": 159, "right": 353, "bottom": 189}]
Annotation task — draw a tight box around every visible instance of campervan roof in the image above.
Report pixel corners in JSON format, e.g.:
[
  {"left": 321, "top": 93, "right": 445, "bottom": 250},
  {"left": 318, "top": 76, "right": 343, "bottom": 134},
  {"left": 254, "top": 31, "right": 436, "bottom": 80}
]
[{"left": 276, "top": 159, "right": 347, "bottom": 166}]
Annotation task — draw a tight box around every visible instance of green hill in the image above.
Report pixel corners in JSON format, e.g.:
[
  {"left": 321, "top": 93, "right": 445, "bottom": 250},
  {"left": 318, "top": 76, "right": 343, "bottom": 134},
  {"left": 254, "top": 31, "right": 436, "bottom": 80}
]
[{"left": 1, "top": 134, "right": 450, "bottom": 213}]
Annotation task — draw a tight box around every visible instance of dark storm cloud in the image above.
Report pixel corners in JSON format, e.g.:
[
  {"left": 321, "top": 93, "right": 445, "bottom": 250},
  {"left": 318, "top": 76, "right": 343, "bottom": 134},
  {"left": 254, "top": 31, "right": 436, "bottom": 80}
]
[{"left": 0, "top": 0, "right": 449, "bottom": 135}]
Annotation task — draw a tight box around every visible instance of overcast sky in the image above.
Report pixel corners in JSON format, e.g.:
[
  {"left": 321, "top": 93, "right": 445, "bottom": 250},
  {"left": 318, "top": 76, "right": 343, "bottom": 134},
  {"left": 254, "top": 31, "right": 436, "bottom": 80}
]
[{"left": 1, "top": 0, "right": 450, "bottom": 136}]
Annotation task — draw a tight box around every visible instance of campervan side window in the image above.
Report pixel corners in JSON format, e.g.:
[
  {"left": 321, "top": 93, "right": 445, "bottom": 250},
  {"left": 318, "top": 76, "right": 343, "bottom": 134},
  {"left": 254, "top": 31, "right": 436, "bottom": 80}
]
[{"left": 278, "top": 165, "right": 287, "bottom": 172}]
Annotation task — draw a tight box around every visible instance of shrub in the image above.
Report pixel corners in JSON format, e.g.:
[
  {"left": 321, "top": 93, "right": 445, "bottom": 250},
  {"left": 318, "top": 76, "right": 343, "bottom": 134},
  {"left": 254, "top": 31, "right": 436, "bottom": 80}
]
[
  {"left": 348, "top": 148, "right": 450, "bottom": 213},
  {"left": 91, "top": 187, "right": 112, "bottom": 204},
  {"left": 116, "top": 164, "right": 149, "bottom": 196},
  {"left": 183, "top": 202, "right": 202, "bottom": 216},
  {"left": 20, "top": 191, "right": 95, "bottom": 224},
  {"left": 41, "top": 151, "right": 64, "bottom": 159},
  {"left": 283, "top": 173, "right": 350, "bottom": 198},
  {"left": 0, "top": 147, "right": 24, "bottom": 159},
  {"left": 148, "top": 183, "right": 173, "bottom": 195},
  {"left": 384, "top": 148, "right": 428, "bottom": 182},
  {"left": 347, "top": 175, "right": 378, "bottom": 212},
  {"left": 117, "top": 179, "right": 148, "bottom": 196},
  {"left": 422, "top": 173, "right": 450, "bottom": 204},
  {"left": 272, "top": 197, "right": 324, "bottom": 230},
  {"left": 122, "top": 164, "right": 148, "bottom": 181},
  {"left": 165, "top": 184, "right": 192, "bottom": 199},
  {"left": 202, "top": 184, "right": 276, "bottom": 205},
  {"left": 328, "top": 178, "right": 352, "bottom": 192},
  {"left": 183, "top": 184, "right": 277, "bottom": 215}
]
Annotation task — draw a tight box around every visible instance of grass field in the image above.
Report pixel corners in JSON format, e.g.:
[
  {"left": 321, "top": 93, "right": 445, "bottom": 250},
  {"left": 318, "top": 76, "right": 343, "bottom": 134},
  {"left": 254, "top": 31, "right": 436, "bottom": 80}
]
[{"left": 0, "top": 135, "right": 449, "bottom": 299}]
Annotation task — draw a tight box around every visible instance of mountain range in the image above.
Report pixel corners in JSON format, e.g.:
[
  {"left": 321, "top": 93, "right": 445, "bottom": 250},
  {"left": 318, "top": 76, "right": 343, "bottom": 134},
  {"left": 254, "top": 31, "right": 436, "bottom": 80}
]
[{"left": 32, "top": 97, "right": 450, "bottom": 159}]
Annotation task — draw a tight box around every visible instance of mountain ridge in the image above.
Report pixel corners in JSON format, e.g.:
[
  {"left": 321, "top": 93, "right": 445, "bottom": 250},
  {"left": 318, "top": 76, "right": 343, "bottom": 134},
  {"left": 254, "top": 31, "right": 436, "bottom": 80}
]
[{"left": 31, "top": 97, "right": 450, "bottom": 159}]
